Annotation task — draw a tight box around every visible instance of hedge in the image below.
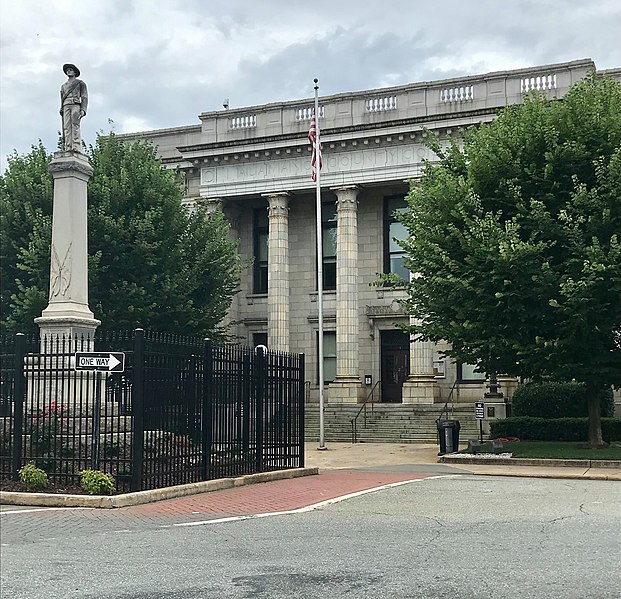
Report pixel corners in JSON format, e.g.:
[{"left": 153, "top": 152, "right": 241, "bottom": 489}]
[
  {"left": 511, "top": 382, "right": 615, "bottom": 419},
  {"left": 490, "top": 417, "right": 621, "bottom": 442}
]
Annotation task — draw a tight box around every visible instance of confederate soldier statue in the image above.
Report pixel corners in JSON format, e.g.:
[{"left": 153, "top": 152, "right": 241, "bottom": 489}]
[{"left": 60, "top": 63, "right": 88, "bottom": 153}]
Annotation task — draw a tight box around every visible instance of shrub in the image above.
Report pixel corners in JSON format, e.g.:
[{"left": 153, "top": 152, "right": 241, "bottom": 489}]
[
  {"left": 18, "top": 462, "right": 48, "bottom": 491},
  {"left": 80, "top": 469, "right": 115, "bottom": 495},
  {"left": 512, "top": 382, "right": 614, "bottom": 419},
  {"left": 490, "top": 417, "right": 621, "bottom": 442}
]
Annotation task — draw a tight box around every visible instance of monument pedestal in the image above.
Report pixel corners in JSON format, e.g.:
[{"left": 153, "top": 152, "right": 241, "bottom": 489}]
[{"left": 34, "top": 151, "right": 100, "bottom": 343}]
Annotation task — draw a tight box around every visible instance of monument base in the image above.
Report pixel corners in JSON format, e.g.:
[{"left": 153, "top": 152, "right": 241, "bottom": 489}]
[{"left": 35, "top": 313, "right": 101, "bottom": 350}]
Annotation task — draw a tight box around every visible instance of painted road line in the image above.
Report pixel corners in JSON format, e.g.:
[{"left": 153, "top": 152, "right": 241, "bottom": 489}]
[{"left": 172, "top": 475, "right": 452, "bottom": 528}]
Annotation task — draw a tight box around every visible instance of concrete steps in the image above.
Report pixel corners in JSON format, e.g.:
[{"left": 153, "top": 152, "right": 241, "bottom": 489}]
[{"left": 304, "top": 403, "right": 484, "bottom": 444}]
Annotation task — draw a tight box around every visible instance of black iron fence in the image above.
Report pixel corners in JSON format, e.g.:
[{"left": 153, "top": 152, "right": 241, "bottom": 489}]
[{"left": 0, "top": 330, "right": 305, "bottom": 493}]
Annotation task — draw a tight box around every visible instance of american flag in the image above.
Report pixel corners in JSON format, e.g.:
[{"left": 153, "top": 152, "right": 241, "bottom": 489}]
[{"left": 308, "top": 115, "right": 323, "bottom": 182}]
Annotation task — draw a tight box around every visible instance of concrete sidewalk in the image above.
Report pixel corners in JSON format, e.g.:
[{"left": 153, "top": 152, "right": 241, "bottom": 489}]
[{"left": 304, "top": 442, "right": 621, "bottom": 481}]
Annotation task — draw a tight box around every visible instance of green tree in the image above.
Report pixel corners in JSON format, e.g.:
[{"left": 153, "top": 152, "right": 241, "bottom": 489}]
[
  {"left": 396, "top": 73, "right": 621, "bottom": 447},
  {"left": 0, "top": 134, "right": 241, "bottom": 338},
  {"left": 0, "top": 142, "right": 53, "bottom": 332}
]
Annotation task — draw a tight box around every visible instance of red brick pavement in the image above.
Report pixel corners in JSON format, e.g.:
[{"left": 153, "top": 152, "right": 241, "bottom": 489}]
[{"left": 128, "top": 470, "right": 433, "bottom": 519}]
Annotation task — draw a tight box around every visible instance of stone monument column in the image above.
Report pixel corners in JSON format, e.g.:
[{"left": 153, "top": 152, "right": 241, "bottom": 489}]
[
  {"left": 402, "top": 318, "right": 438, "bottom": 404},
  {"left": 264, "top": 193, "right": 290, "bottom": 352},
  {"left": 34, "top": 151, "right": 100, "bottom": 342},
  {"left": 35, "top": 64, "right": 99, "bottom": 343},
  {"left": 330, "top": 186, "right": 362, "bottom": 403}
]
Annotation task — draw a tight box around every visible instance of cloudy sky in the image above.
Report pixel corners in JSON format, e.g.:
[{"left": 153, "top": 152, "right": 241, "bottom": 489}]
[{"left": 1, "top": 0, "right": 620, "bottom": 172}]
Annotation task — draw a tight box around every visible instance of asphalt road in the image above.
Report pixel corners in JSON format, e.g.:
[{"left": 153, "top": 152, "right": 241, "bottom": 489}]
[{"left": 1, "top": 475, "right": 619, "bottom": 599}]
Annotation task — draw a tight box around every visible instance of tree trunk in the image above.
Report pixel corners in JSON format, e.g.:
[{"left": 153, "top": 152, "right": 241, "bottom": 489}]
[{"left": 586, "top": 385, "right": 606, "bottom": 448}]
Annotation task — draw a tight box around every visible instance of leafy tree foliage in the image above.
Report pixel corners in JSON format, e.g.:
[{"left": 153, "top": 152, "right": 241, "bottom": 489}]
[
  {"left": 0, "top": 142, "right": 53, "bottom": 332},
  {"left": 1, "top": 134, "right": 241, "bottom": 338},
  {"left": 397, "top": 73, "right": 621, "bottom": 446}
]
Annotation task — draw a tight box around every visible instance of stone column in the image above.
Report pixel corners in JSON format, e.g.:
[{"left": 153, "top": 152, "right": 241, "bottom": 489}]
[
  {"left": 35, "top": 151, "right": 100, "bottom": 342},
  {"left": 329, "top": 186, "right": 362, "bottom": 403},
  {"left": 402, "top": 318, "right": 438, "bottom": 404},
  {"left": 264, "top": 193, "right": 290, "bottom": 352}
]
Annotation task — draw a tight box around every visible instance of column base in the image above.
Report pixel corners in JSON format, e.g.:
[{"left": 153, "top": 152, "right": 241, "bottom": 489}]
[
  {"left": 328, "top": 377, "right": 363, "bottom": 403},
  {"left": 402, "top": 376, "right": 438, "bottom": 405}
]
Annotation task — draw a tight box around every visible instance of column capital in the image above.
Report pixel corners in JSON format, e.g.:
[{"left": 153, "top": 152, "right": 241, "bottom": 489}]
[
  {"left": 330, "top": 185, "right": 360, "bottom": 196},
  {"left": 262, "top": 191, "right": 292, "bottom": 201},
  {"left": 333, "top": 186, "right": 359, "bottom": 211},
  {"left": 49, "top": 152, "right": 93, "bottom": 180},
  {"left": 264, "top": 192, "right": 290, "bottom": 216},
  {"left": 200, "top": 197, "right": 224, "bottom": 213}
]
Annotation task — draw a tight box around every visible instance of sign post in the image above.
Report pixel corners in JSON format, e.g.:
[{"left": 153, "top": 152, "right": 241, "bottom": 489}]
[{"left": 475, "top": 401, "right": 485, "bottom": 443}]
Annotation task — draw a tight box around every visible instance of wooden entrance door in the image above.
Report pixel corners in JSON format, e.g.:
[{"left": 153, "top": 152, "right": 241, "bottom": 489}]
[{"left": 380, "top": 330, "right": 410, "bottom": 403}]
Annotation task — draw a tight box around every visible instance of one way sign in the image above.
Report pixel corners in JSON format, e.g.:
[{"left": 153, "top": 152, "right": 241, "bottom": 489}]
[{"left": 75, "top": 352, "right": 125, "bottom": 372}]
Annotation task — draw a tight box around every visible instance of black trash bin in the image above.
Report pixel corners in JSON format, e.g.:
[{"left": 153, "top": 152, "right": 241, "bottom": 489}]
[{"left": 437, "top": 420, "right": 460, "bottom": 455}]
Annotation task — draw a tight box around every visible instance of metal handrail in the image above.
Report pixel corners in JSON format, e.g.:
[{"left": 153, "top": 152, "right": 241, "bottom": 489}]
[
  {"left": 437, "top": 379, "right": 458, "bottom": 423},
  {"left": 304, "top": 380, "right": 311, "bottom": 402},
  {"left": 351, "top": 380, "right": 381, "bottom": 443}
]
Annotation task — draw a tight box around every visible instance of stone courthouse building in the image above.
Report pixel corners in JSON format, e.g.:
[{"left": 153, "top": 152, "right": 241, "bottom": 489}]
[{"left": 122, "top": 59, "right": 621, "bottom": 411}]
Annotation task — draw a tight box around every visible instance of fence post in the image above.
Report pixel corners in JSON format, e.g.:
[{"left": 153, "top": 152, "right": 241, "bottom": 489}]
[
  {"left": 298, "top": 353, "right": 305, "bottom": 468},
  {"left": 255, "top": 346, "right": 266, "bottom": 472},
  {"left": 12, "top": 333, "right": 26, "bottom": 480},
  {"left": 241, "top": 350, "right": 251, "bottom": 454},
  {"left": 201, "top": 339, "right": 212, "bottom": 481},
  {"left": 130, "top": 328, "right": 145, "bottom": 492}
]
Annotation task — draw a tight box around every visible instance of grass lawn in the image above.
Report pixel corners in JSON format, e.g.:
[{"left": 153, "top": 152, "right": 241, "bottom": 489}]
[{"left": 464, "top": 441, "right": 621, "bottom": 461}]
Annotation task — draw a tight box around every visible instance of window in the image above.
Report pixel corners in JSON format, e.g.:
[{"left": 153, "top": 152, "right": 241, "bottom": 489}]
[
  {"left": 321, "top": 203, "right": 337, "bottom": 290},
  {"left": 318, "top": 331, "right": 336, "bottom": 384},
  {"left": 253, "top": 208, "right": 268, "bottom": 294},
  {"left": 252, "top": 332, "right": 268, "bottom": 348},
  {"left": 458, "top": 362, "right": 486, "bottom": 383},
  {"left": 384, "top": 196, "right": 409, "bottom": 282}
]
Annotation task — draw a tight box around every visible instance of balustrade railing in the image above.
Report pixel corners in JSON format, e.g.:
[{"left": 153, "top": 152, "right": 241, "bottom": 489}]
[
  {"left": 366, "top": 96, "right": 397, "bottom": 112},
  {"left": 440, "top": 85, "right": 474, "bottom": 103},
  {"left": 230, "top": 114, "right": 257, "bottom": 129},
  {"left": 295, "top": 106, "right": 324, "bottom": 121},
  {"left": 521, "top": 74, "right": 557, "bottom": 93}
]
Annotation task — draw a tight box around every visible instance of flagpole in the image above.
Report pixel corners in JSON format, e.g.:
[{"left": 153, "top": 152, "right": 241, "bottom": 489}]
[{"left": 313, "top": 78, "right": 326, "bottom": 450}]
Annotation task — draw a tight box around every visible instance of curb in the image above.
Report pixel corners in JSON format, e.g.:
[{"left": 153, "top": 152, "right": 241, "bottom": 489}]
[
  {"left": 0, "top": 467, "right": 319, "bottom": 509},
  {"left": 442, "top": 469, "right": 621, "bottom": 481},
  {"left": 439, "top": 456, "right": 621, "bottom": 469}
]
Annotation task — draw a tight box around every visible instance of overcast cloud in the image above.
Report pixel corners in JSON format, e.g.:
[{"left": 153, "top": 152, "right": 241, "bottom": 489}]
[{"left": 1, "top": 0, "right": 620, "bottom": 171}]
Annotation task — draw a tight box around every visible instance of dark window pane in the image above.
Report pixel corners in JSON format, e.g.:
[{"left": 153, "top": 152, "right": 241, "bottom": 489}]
[
  {"left": 390, "top": 255, "right": 409, "bottom": 281},
  {"left": 253, "top": 207, "right": 269, "bottom": 294},
  {"left": 320, "top": 331, "right": 337, "bottom": 383},
  {"left": 323, "top": 261, "right": 336, "bottom": 290},
  {"left": 253, "top": 332, "right": 268, "bottom": 347},
  {"left": 389, "top": 222, "right": 407, "bottom": 252}
]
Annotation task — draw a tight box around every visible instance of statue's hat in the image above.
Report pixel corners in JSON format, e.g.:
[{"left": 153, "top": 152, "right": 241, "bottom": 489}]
[{"left": 63, "top": 63, "right": 80, "bottom": 77}]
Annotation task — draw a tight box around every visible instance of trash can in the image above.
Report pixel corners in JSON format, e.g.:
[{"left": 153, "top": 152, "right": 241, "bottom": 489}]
[{"left": 437, "top": 420, "right": 460, "bottom": 455}]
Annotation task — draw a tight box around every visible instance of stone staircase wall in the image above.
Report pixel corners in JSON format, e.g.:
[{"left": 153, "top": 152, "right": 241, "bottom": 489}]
[{"left": 304, "top": 404, "right": 485, "bottom": 444}]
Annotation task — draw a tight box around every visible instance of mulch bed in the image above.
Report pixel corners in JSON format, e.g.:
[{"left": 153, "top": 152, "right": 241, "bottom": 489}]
[{"left": 0, "top": 478, "right": 88, "bottom": 495}]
